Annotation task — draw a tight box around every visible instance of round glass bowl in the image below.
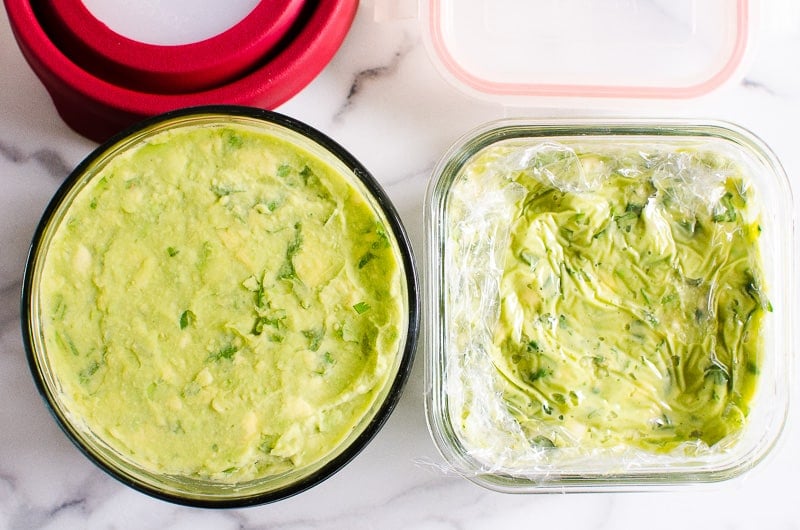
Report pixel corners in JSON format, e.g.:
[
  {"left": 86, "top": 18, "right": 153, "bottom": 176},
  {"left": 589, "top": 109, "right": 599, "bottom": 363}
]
[
  {"left": 425, "top": 119, "right": 794, "bottom": 492},
  {"left": 22, "top": 106, "right": 419, "bottom": 507}
]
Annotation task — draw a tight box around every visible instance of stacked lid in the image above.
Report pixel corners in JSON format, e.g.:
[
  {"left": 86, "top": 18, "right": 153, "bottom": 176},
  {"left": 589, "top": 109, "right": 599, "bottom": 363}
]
[
  {"left": 4, "top": 0, "right": 358, "bottom": 141},
  {"left": 422, "top": 0, "right": 750, "bottom": 103}
]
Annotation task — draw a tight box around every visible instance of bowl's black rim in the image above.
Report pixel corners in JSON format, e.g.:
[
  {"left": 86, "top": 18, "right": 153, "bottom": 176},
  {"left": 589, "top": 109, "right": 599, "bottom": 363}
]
[{"left": 20, "top": 104, "right": 420, "bottom": 508}]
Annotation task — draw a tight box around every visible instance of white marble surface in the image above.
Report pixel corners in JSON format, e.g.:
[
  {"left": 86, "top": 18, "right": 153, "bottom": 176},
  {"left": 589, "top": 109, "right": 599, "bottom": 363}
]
[{"left": 2, "top": 2, "right": 800, "bottom": 529}]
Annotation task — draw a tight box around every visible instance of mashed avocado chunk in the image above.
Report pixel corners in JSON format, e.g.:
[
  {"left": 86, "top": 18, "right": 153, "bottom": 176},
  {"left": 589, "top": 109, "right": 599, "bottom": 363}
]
[
  {"left": 39, "top": 123, "right": 404, "bottom": 482},
  {"left": 445, "top": 140, "right": 769, "bottom": 465}
]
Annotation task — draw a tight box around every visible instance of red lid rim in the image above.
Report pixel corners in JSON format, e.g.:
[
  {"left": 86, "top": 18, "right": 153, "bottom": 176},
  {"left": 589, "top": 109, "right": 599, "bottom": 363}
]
[{"left": 35, "top": 0, "right": 308, "bottom": 92}]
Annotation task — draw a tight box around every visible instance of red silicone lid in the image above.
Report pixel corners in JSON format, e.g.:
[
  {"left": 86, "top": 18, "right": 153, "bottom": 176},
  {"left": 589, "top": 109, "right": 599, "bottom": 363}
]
[
  {"left": 35, "top": 0, "right": 307, "bottom": 93},
  {"left": 4, "top": 0, "right": 358, "bottom": 142}
]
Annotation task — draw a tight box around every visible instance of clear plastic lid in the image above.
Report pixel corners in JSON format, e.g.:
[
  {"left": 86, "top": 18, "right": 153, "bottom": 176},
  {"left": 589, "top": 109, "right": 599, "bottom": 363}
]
[{"left": 422, "top": 0, "right": 751, "bottom": 102}]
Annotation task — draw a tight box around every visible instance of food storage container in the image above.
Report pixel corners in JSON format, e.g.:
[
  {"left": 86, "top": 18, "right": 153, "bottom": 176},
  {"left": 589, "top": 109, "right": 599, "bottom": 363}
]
[
  {"left": 424, "top": 119, "right": 794, "bottom": 492},
  {"left": 22, "top": 106, "right": 419, "bottom": 507},
  {"left": 421, "top": 0, "right": 752, "bottom": 103},
  {"left": 4, "top": 0, "right": 358, "bottom": 141}
]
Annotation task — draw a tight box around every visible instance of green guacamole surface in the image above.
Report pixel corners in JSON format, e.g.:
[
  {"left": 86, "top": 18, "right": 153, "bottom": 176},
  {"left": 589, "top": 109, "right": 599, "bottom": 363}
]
[
  {"left": 445, "top": 140, "right": 769, "bottom": 464},
  {"left": 39, "top": 123, "right": 405, "bottom": 482}
]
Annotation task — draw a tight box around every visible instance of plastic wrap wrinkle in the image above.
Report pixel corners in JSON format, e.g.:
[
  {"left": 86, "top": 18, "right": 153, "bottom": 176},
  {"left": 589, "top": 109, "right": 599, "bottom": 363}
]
[{"left": 443, "top": 139, "right": 769, "bottom": 479}]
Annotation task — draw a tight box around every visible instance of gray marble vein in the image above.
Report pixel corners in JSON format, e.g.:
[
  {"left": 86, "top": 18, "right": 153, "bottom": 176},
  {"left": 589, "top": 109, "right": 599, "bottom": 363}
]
[
  {"left": 741, "top": 77, "right": 778, "bottom": 96},
  {"left": 334, "top": 37, "right": 416, "bottom": 121},
  {"left": 0, "top": 141, "right": 71, "bottom": 180}
]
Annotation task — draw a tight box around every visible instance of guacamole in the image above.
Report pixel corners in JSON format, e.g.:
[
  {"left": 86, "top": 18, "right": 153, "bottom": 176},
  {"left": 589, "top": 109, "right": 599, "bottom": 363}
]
[
  {"left": 38, "top": 123, "right": 405, "bottom": 482},
  {"left": 445, "top": 140, "right": 769, "bottom": 466}
]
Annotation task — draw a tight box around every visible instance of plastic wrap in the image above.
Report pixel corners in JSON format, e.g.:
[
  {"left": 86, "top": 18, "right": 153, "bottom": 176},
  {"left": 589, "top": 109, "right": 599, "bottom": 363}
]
[{"left": 440, "top": 135, "right": 772, "bottom": 480}]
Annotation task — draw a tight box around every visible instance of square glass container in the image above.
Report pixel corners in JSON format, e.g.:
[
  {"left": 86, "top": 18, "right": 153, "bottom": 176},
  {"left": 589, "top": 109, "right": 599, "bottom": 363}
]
[{"left": 424, "top": 119, "right": 794, "bottom": 492}]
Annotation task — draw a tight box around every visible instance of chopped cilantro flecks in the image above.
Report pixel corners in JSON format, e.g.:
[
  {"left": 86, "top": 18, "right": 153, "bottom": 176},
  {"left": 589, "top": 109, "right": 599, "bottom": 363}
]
[
  {"left": 251, "top": 317, "right": 266, "bottom": 336},
  {"left": 744, "top": 268, "right": 772, "bottom": 311},
  {"left": 277, "top": 223, "right": 303, "bottom": 281},
  {"left": 255, "top": 279, "right": 266, "bottom": 309},
  {"left": 353, "top": 302, "right": 371, "bottom": 314},
  {"left": 179, "top": 310, "right": 196, "bottom": 330},
  {"left": 258, "top": 434, "right": 278, "bottom": 454},
  {"left": 299, "top": 165, "right": 315, "bottom": 184},
  {"left": 358, "top": 252, "right": 376, "bottom": 269},
  {"left": 56, "top": 332, "right": 80, "bottom": 357},
  {"left": 372, "top": 223, "right": 391, "bottom": 250},
  {"left": 211, "top": 184, "right": 241, "bottom": 198},
  {"left": 302, "top": 328, "right": 325, "bottom": 352},
  {"left": 532, "top": 435, "right": 556, "bottom": 448},
  {"left": 712, "top": 192, "right": 737, "bottom": 223},
  {"left": 226, "top": 132, "right": 243, "bottom": 149},
  {"left": 79, "top": 360, "right": 101, "bottom": 384},
  {"left": 527, "top": 368, "right": 552, "bottom": 383},
  {"left": 277, "top": 164, "right": 291, "bottom": 178},
  {"left": 314, "top": 351, "right": 337, "bottom": 376},
  {"left": 252, "top": 312, "right": 287, "bottom": 336},
  {"left": 208, "top": 344, "right": 239, "bottom": 362},
  {"left": 706, "top": 361, "right": 731, "bottom": 386}
]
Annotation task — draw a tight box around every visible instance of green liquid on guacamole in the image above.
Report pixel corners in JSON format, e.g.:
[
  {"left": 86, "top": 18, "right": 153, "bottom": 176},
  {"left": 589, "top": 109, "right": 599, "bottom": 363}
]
[{"left": 39, "top": 123, "right": 404, "bottom": 482}]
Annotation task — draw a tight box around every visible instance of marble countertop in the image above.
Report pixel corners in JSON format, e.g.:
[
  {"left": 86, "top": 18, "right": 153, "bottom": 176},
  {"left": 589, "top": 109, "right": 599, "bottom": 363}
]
[{"left": 2, "top": 3, "right": 799, "bottom": 529}]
